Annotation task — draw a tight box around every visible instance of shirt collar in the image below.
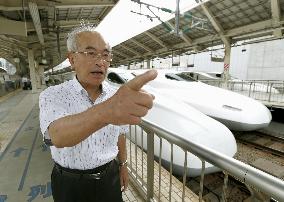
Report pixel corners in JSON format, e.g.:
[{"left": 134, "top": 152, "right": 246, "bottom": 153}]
[{"left": 72, "top": 76, "right": 107, "bottom": 97}]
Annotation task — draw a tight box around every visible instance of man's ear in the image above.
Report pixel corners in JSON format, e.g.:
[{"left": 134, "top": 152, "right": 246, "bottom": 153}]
[{"left": 67, "top": 52, "right": 75, "bottom": 66}]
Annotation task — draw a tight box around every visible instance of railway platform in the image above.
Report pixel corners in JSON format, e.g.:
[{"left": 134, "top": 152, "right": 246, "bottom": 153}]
[
  {"left": 0, "top": 90, "right": 200, "bottom": 202},
  {"left": 0, "top": 90, "right": 143, "bottom": 201}
]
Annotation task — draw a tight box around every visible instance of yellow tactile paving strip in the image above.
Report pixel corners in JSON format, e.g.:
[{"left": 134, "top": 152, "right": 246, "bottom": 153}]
[{"left": 126, "top": 140, "right": 201, "bottom": 202}]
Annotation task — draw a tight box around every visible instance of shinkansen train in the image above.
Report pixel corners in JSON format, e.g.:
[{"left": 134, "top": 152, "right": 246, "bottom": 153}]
[
  {"left": 114, "top": 68, "right": 272, "bottom": 131},
  {"left": 106, "top": 68, "right": 237, "bottom": 176}
]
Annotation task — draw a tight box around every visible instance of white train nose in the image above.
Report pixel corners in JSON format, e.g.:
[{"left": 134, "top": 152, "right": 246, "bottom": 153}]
[
  {"left": 140, "top": 86, "right": 237, "bottom": 176},
  {"left": 239, "top": 100, "right": 272, "bottom": 131}
]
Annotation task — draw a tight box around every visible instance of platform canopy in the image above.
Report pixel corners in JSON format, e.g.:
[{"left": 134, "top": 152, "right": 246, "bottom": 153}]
[
  {"left": 0, "top": 0, "right": 117, "bottom": 70},
  {"left": 111, "top": 0, "right": 284, "bottom": 66}
]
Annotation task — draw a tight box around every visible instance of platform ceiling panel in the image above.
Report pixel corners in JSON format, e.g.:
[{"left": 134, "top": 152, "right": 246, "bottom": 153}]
[
  {"left": 137, "top": 34, "right": 165, "bottom": 51},
  {"left": 208, "top": 0, "right": 271, "bottom": 30},
  {"left": 111, "top": 0, "right": 284, "bottom": 66},
  {"left": 0, "top": 0, "right": 117, "bottom": 71},
  {"left": 124, "top": 41, "right": 148, "bottom": 55}
]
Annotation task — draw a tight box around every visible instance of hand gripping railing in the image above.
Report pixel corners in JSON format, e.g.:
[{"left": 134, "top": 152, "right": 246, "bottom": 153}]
[{"left": 127, "top": 119, "right": 284, "bottom": 202}]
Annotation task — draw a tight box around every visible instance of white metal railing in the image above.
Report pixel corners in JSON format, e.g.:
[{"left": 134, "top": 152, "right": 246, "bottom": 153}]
[
  {"left": 126, "top": 119, "right": 284, "bottom": 202},
  {"left": 202, "top": 79, "right": 284, "bottom": 106}
]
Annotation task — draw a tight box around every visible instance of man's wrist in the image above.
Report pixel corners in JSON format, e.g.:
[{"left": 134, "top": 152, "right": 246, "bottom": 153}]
[{"left": 119, "top": 159, "right": 128, "bottom": 167}]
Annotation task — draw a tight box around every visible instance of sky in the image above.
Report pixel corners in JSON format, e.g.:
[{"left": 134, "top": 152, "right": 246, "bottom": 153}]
[
  {"left": 54, "top": 0, "right": 202, "bottom": 70},
  {"left": 96, "top": 0, "right": 200, "bottom": 47}
]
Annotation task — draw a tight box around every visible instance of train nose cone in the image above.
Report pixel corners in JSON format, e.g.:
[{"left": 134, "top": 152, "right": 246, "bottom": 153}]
[{"left": 240, "top": 100, "right": 272, "bottom": 131}]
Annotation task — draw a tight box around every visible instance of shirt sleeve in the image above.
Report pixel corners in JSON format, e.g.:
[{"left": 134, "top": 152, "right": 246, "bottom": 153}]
[
  {"left": 39, "top": 89, "right": 70, "bottom": 140},
  {"left": 119, "top": 124, "right": 129, "bottom": 134}
]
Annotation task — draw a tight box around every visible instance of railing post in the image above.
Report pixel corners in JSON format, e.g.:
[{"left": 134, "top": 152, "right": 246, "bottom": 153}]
[
  {"left": 248, "top": 82, "right": 252, "bottom": 97},
  {"left": 268, "top": 83, "right": 272, "bottom": 102},
  {"left": 147, "top": 130, "right": 155, "bottom": 201}
]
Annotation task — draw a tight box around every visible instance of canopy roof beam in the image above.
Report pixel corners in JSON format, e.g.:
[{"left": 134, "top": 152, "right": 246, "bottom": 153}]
[
  {"left": 66, "top": 8, "right": 72, "bottom": 21},
  {"left": 97, "top": 7, "right": 109, "bottom": 21},
  {"left": 271, "top": 0, "right": 283, "bottom": 37},
  {"left": 131, "top": 39, "right": 153, "bottom": 53},
  {"left": 145, "top": 31, "right": 168, "bottom": 48},
  {"left": 47, "top": 3, "right": 56, "bottom": 33},
  {"left": 0, "top": 1, "right": 116, "bottom": 11},
  {"left": 28, "top": 1, "right": 44, "bottom": 46},
  {"left": 201, "top": 3, "right": 230, "bottom": 46},
  {"left": 113, "top": 50, "right": 130, "bottom": 59},
  {"left": 119, "top": 44, "right": 139, "bottom": 56},
  {"left": 77, "top": 8, "right": 84, "bottom": 20}
]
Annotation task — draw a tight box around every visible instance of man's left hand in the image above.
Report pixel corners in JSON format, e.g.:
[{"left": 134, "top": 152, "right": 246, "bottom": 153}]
[{"left": 120, "top": 165, "right": 129, "bottom": 192}]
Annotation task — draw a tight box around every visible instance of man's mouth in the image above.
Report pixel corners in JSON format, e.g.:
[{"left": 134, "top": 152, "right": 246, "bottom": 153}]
[{"left": 90, "top": 70, "right": 104, "bottom": 75}]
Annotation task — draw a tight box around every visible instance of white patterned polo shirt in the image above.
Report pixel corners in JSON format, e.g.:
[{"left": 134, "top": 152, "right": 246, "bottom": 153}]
[{"left": 39, "top": 77, "right": 129, "bottom": 170}]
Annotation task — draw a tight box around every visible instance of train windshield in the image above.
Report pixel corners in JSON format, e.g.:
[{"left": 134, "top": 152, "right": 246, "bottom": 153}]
[
  {"left": 118, "top": 72, "right": 135, "bottom": 82},
  {"left": 175, "top": 73, "right": 196, "bottom": 82}
]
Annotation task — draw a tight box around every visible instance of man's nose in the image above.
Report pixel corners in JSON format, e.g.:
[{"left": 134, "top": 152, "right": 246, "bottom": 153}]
[{"left": 96, "top": 57, "right": 105, "bottom": 65}]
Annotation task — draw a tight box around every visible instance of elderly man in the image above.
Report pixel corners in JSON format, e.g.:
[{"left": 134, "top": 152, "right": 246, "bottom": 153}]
[{"left": 39, "top": 25, "right": 157, "bottom": 202}]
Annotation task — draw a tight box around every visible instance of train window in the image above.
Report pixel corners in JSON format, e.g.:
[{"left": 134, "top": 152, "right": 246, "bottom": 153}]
[
  {"left": 177, "top": 73, "right": 196, "bottom": 81},
  {"left": 165, "top": 73, "right": 180, "bottom": 81},
  {"left": 119, "top": 72, "right": 135, "bottom": 81},
  {"left": 215, "top": 73, "right": 222, "bottom": 78},
  {"left": 107, "top": 72, "right": 125, "bottom": 84}
]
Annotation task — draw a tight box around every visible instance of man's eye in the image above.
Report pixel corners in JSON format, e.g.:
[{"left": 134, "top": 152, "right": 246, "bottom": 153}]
[
  {"left": 88, "top": 52, "right": 97, "bottom": 56},
  {"left": 103, "top": 53, "right": 110, "bottom": 57}
]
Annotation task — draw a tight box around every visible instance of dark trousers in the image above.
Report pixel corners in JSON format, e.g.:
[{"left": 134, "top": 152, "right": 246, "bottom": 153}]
[{"left": 51, "top": 160, "right": 123, "bottom": 202}]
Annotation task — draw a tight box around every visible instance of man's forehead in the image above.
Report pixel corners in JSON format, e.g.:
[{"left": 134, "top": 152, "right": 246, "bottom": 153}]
[
  {"left": 76, "top": 31, "right": 110, "bottom": 51},
  {"left": 85, "top": 46, "right": 110, "bottom": 52}
]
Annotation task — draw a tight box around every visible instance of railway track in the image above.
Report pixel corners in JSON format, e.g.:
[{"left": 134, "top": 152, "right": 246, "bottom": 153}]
[
  {"left": 174, "top": 130, "right": 284, "bottom": 202},
  {"left": 234, "top": 131, "right": 284, "bottom": 157},
  {"left": 178, "top": 172, "right": 251, "bottom": 202},
  {"left": 183, "top": 130, "right": 284, "bottom": 201}
]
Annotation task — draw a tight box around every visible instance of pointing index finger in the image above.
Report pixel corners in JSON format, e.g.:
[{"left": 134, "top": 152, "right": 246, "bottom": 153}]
[{"left": 125, "top": 70, "right": 158, "bottom": 91}]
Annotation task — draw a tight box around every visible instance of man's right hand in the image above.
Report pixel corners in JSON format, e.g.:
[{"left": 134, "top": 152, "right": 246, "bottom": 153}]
[{"left": 105, "top": 70, "right": 158, "bottom": 125}]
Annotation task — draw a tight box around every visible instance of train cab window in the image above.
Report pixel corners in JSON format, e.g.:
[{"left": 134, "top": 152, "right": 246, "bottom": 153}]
[
  {"left": 215, "top": 73, "right": 222, "bottom": 78},
  {"left": 196, "top": 74, "right": 210, "bottom": 81},
  {"left": 176, "top": 73, "right": 196, "bottom": 81},
  {"left": 165, "top": 73, "right": 180, "bottom": 81},
  {"left": 107, "top": 72, "right": 125, "bottom": 84}
]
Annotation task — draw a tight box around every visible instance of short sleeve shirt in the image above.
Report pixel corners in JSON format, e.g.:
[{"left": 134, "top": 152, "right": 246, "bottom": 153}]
[{"left": 39, "top": 77, "right": 129, "bottom": 170}]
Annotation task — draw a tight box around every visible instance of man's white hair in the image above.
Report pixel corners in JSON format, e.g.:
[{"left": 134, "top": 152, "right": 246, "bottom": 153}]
[{"left": 67, "top": 23, "right": 108, "bottom": 52}]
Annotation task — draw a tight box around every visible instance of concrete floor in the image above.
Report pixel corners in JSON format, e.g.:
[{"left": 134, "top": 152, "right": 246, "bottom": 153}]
[{"left": 0, "top": 90, "right": 143, "bottom": 202}]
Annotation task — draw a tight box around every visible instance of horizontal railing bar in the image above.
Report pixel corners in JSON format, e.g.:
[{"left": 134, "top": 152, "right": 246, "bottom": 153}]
[{"left": 140, "top": 119, "right": 284, "bottom": 202}]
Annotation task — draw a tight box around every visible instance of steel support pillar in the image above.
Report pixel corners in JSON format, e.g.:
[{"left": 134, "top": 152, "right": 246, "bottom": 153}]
[
  {"left": 223, "top": 44, "right": 231, "bottom": 88},
  {"left": 34, "top": 61, "right": 41, "bottom": 89},
  {"left": 147, "top": 59, "right": 151, "bottom": 69},
  {"left": 38, "top": 65, "right": 46, "bottom": 87},
  {"left": 28, "top": 49, "right": 38, "bottom": 93}
]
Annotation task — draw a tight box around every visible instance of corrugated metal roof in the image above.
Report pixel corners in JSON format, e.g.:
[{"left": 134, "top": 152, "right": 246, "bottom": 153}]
[
  {"left": 111, "top": 0, "right": 284, "bottom": 66},
  {"left": 0, "top": 0, "right": 117, "bottom": 69}
]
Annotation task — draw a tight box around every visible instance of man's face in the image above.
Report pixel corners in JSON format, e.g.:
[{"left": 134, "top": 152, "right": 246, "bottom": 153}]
[{"left": 68, "top": 31, "right": 111, "bottom": 88}]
